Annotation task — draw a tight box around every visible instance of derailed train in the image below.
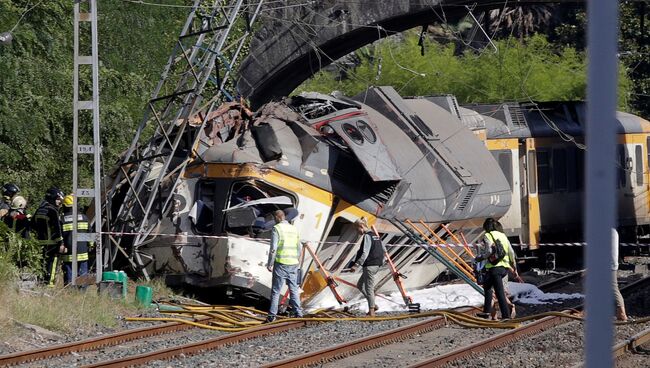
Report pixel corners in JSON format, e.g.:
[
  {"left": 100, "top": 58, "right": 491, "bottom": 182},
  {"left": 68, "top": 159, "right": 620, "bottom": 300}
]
[
  {"left": 109, "top": 86, "right": 511, "bottom": 306},
  {"left": 108, "top": 86, "right": 650, "bottom": 306}
]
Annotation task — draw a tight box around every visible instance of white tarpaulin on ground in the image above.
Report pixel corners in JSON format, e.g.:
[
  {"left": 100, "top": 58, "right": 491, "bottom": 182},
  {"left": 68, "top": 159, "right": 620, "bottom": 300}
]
[{"left": 307, "top": 282, "right": 584, "bottom": 313}]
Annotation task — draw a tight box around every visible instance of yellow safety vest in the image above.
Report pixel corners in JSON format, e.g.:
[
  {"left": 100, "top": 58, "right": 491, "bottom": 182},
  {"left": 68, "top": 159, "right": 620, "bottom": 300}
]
[
  {"left": 274, "top": 222, "right": 300, "bottom": 265},
  {"left": 485, "top": 231, "right": 512, "bottom": 270}
]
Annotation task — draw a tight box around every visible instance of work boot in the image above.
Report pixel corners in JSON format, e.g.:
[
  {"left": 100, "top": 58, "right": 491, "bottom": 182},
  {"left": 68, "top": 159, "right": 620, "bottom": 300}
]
[
  {"left": 616, "top": 306, "right": 628, "bottom": 322},
  {"left": 263, "top": 315, "right": 276, "bottom": 324}
]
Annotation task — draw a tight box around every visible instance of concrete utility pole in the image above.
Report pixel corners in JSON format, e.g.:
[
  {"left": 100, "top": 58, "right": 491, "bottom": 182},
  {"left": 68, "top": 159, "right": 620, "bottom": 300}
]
[{"left": 585, "top": 0, "right": 619, "bottom": 366}]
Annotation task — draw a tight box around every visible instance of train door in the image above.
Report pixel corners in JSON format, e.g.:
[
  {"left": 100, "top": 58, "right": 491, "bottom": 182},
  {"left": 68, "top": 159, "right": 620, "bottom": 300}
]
[
  {"left": 617, "top": 137, "right": 648, "bottom": 234},
  {"left": 521, "top": 138, "right": 541, "bottom": 249},
  {"left": 488, "top": 139, "right": 520, "bottom": 237},
  {"left": 300, "top": 198, "right": 374, "bottom": 301}
]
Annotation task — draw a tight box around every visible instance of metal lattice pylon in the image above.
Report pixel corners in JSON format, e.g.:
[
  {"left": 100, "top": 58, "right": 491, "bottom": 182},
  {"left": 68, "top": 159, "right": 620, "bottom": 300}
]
[
  {"left": 72, "top": 0, "right": 103, "bottom": 284},
  {"left": 105, "top": 0, "right": 265, "bottom": 279}
]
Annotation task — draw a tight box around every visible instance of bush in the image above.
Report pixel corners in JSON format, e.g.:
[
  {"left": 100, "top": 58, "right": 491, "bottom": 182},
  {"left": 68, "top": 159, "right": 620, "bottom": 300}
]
[{"left": 0, "top": 222, "right": 42, "bottom": 281}]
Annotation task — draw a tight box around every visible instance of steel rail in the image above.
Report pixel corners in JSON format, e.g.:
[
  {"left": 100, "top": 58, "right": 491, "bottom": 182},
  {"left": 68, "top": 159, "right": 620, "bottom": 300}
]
[
  {"left": 408, "top": 314, "right": 572, "bottom": 368},
  {"left": 536, "top": 271, "right": 584, "bottom": 292},
  {"left": 82, "top": 321, "right": 305, "bottom": 368},
  {"left": 408, "top": 276, "right": 650, "bottom": 368},
  {"left": 613, "top": 327, "right": 650, "bottom": 358},
  {"left": 259, "top": 307, "right": 478, "bottom": 368},
  {"left": 0, "top": 316, "right": 213, "bottom": 366}
]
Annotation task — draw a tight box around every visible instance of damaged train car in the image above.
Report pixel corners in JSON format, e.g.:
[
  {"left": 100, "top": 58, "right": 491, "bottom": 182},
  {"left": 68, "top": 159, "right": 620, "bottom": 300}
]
[{"left": 107, "top": 86, "right": 511, "bottom": 306}]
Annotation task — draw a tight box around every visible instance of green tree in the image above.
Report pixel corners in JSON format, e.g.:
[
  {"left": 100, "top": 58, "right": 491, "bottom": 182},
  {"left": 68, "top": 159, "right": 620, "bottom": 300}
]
[
  {"left": 296, "top": 32, "right": 631, "bottom": 108},
  {"left": 0, "top": 0, "right": 187, "bottom": 205}
]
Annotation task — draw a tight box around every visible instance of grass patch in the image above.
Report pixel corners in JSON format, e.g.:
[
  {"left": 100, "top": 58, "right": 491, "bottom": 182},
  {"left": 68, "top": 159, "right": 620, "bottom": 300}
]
[
  {"left": 2, "top": 285, "right": 138, "bottom": 334},
  {"left": 0, "top": 225, "right": 177, "bottom": 337},
  {"left": 0, "top": 270, "right": 177, "bottom": 337}
]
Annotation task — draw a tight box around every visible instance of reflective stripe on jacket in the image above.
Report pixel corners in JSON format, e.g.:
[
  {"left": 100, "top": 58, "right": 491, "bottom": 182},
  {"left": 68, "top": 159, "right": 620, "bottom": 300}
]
[
  {"left": 484, "top": 231, "right": 512, "bottom": 269},
  {"left": 274, "top": 222, "right": 300, "bottom": 265},
  {"left": 62, "top": 213, "right": 92, "bottom": 260},
  {"left": 61, "top": 253, "right": 89, "bottom": 262}
]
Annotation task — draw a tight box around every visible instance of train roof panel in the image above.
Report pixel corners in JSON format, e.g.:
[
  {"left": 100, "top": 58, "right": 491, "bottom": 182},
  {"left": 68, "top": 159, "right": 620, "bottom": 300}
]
[{"left": 462, "top": 101, "right": 650, "bottom": 138}]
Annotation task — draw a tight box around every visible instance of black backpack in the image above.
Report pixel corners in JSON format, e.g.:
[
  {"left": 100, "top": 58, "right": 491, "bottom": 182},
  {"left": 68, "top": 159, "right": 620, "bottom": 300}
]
[{"left": 487, "top": 232, "right": 507, "bottom": 265}]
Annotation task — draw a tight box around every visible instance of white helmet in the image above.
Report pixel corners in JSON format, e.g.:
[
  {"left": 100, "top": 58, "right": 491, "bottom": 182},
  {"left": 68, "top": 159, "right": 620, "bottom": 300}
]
[{"left": 10, "top": 196, "right": 26, "bottom": 210}]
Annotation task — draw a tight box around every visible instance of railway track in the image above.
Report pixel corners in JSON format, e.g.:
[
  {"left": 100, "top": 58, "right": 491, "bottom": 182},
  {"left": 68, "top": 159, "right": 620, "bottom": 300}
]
[
  {"left": 258, "top": 276, "right": 649, "bottom": 368},
  {"left": 0, "top": 306, "right": 308, "bottom": 367},
  {"left": 258, "top": 308, "right": 482, "bottom": 368},
  {"left": 0, "top": 306, "right": 474, "bottom": 367},
  {"left": 1, "top": 276, "right": 645, "bottom": 367},
  {"left": 82, "top": 321, "right": 306, "bottom": 368},
  {"left": 535, "top": 271, "right": 584, "bottom": 292},
  {"left": 0, "top": 316, "right": 214, "bottom": 366},
  {"left": 407, "top": 276, "right": 650, "bottom": 368}
]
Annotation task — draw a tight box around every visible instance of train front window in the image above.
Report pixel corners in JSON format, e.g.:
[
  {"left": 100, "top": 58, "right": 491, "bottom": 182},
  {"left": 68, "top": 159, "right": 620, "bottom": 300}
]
[{"left": 223, "top": 181, "right": 297, "bottom": 237}]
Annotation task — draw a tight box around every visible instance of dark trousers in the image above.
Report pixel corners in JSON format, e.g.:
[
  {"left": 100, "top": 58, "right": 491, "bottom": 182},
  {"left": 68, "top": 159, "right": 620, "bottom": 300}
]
[
  {"left": 42, "top": 245, "right": 60, "bottom": 287},
  {"left": 483, "top": 266, "right": 510, "bottom": 319},
  {"left": 63, "top": 261, "right": 88, "bottom": 286}
]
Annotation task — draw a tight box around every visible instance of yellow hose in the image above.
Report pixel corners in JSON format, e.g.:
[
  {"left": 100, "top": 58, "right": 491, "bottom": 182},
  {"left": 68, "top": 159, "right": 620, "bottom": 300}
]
[{"left": 125, "top": 303, "right": 648, "bottom": 333}]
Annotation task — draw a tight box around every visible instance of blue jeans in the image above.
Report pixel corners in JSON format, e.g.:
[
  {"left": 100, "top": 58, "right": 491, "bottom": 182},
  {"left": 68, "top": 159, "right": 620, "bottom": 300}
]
[
  {"left": 63, "top": 261, "right": 88, "bottom": 286},
  {"left": 268, "top": 263, "right": 302, "bottom": 317}
]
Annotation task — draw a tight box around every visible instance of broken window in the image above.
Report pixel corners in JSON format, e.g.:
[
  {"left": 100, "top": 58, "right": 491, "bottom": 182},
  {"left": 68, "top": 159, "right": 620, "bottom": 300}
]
[
  {"left": 192, "top": 181, "right": 216, "bottom": 234},
  {"left": 223, "top": 180, "right": 297, "bottom": 237}
]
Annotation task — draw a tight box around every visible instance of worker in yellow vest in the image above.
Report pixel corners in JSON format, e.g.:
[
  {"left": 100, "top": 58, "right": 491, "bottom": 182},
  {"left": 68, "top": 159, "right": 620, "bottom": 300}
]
[
  {"left": 476, "top": 217, "right": 513, "bottom": 320},
  {"left": 265, "top": 209, "right": 303, "bottom": 323}
]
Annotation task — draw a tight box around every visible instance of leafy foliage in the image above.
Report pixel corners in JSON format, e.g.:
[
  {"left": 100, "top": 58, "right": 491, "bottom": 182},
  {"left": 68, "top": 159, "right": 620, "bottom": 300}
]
[
  {"left": 297, "top": 32, "right": 631, "bottom": 108},
  {"left": 0, "top": 200, "right": 40, "bottom": 280},
  {"left": 0, "top": 1, "right": 643, "bottom": 211},
  {"left": 0, "top": 0, "right": 187, "bottom": 206},
  {"left": 0, "top": 222, "right": 41, "bottom": 281}
]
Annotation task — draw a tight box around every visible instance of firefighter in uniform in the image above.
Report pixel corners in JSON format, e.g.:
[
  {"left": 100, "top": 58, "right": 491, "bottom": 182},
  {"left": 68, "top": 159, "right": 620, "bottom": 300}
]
[
  {"left": 266, "top": 209, "right": 303, "bottom": 323},
  {"left": 61, "top": 194, "right": 91, "bottom": 286},
  {"left": 350, "top": 217, "right": 386, "bottom": 317},
  {"left": 3, "top": 195, "right": 30, "bottom": 238},
  {"left": 34, "top": 187, "right": 65, "bottom": 287},
  {"left": 0, "top": 183, "right": 20, "bottom": 220}
]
